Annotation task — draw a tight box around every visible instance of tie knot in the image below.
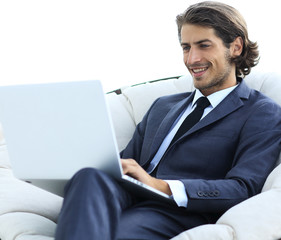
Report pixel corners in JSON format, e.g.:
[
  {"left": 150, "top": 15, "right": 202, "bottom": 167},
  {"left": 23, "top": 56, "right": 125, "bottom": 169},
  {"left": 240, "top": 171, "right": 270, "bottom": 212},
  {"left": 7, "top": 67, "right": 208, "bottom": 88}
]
[{"left": 196, "top": 97, "right": 210, "bottom": 110}]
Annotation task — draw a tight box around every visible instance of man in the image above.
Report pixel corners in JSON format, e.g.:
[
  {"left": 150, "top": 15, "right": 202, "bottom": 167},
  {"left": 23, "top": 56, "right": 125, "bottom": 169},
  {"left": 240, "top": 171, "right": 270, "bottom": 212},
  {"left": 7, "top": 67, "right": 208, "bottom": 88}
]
[{"left": 55, "top": 1, "right": 281, "bottom": 240}]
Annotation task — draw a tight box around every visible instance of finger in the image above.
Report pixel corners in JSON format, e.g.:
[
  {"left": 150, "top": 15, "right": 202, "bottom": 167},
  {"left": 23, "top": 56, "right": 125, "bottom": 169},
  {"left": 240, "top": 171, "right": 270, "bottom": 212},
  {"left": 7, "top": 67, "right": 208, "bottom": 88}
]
[{"left": 121, "top": 159, "right": 136, "bottom": 174}]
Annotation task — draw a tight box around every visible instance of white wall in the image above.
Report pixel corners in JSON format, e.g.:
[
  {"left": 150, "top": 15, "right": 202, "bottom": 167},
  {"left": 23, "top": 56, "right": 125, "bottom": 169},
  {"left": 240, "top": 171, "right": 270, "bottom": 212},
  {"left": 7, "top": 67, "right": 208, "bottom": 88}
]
[{"left": 0, "top": 0, "right": 280, "bottom": 92}]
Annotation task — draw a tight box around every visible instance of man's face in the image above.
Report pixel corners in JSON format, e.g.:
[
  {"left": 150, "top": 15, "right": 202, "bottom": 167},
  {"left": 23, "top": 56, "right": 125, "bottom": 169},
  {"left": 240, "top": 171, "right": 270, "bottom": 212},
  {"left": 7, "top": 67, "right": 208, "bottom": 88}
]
[{"left": 180, "top": 24, "right": 237, "bottom": 96}]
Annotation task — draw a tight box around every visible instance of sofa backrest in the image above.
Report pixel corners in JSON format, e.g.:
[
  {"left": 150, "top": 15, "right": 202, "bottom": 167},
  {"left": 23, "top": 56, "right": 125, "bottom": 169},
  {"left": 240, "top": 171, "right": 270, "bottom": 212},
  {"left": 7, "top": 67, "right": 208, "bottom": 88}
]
[
  {"left": 107, "top": 71, "right": 281, "bottom": 154},
  {"left": 0, "top": 123, "right": 12, "bottom": 170}
]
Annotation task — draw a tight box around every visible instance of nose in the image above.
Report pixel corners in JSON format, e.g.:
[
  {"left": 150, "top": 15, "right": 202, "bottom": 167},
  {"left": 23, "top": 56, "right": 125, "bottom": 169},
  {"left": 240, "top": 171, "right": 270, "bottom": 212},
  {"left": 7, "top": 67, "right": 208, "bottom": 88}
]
[{"left": 185, "top": 48, "right": 202, "bottom": 65}]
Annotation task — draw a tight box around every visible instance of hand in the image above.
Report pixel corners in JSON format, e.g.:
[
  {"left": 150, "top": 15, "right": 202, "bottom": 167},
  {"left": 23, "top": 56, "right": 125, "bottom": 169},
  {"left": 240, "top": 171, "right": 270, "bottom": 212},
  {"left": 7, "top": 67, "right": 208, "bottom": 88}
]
[{"left": 121, "top": 158, "right": 172, "bottom": 196}]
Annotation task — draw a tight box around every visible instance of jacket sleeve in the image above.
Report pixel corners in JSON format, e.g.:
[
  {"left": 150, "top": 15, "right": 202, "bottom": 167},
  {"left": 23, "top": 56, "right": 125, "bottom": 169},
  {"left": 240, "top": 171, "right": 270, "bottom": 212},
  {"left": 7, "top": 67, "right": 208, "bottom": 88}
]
[{"left": 183, "top": 100, "right": 281, "bottom": 213}]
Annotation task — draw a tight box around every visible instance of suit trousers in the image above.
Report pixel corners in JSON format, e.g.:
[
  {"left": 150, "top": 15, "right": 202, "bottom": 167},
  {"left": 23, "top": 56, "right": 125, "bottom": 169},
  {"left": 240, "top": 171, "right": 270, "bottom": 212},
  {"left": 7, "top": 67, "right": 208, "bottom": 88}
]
[{"left": 55, "top": 168, "right": 210, "bottom": 240}]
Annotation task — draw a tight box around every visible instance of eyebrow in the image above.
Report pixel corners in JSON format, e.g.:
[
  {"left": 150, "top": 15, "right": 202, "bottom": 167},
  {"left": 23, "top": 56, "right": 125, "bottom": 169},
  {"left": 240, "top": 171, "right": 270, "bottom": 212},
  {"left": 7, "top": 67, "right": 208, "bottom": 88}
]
[{"left": 181, "top": 39, "right": 212, "bottom": 46}]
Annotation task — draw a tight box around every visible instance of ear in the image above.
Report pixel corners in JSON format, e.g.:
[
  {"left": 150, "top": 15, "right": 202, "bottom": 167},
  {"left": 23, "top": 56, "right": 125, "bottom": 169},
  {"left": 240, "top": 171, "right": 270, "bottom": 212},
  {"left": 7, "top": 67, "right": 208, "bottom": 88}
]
[{"left": 231, "top": 36, "right": 243, "bottom": 57}]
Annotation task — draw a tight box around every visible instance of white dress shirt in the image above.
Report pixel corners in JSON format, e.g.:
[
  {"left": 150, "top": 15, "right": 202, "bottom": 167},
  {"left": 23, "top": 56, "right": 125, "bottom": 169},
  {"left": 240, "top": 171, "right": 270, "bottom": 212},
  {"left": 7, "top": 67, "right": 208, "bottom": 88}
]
[{"left": 147, "top": 84, "right": 238, "bottom": 207}]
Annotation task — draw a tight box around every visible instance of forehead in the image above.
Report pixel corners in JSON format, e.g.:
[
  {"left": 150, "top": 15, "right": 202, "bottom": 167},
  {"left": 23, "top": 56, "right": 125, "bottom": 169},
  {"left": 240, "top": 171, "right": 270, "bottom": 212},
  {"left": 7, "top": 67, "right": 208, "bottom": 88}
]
[{"left": 180, "top": 24, "right": 221, "bottom": 44}]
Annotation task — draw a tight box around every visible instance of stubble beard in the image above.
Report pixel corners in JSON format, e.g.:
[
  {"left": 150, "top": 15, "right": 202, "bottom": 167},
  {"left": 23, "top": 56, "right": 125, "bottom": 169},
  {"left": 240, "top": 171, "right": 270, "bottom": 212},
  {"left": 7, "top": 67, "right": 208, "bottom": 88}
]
[{"left": 193, "top": 50, "right": 233, "bottom": 92}]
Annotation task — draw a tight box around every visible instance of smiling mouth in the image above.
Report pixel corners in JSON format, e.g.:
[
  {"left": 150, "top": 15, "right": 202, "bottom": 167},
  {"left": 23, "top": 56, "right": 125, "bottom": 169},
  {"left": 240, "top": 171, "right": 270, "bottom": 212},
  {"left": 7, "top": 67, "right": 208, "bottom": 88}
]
[{"left": 190, "top": 67, "right": 208, "bottom": 78}]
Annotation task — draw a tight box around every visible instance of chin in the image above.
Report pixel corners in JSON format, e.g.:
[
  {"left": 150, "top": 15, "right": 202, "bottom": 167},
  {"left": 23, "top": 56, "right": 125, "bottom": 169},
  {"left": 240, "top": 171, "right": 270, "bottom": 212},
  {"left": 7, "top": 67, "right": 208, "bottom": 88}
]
[{"left": 193, "top": 78, "right": 207, "bottom": 89}]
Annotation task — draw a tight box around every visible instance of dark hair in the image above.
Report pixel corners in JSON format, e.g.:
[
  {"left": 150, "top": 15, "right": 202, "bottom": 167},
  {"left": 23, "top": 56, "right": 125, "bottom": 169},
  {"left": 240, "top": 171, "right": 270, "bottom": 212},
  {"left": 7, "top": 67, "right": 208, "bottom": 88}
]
[{"left": 176, "top": 1, "right": 259, "bottom": 77}]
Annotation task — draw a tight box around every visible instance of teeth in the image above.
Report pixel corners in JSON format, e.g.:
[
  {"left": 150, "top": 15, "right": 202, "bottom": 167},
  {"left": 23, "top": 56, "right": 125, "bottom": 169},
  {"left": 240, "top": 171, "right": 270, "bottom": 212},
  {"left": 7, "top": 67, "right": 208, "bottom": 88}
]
[{"left": 193, "top": 68, "right": 207, "bottom": 73}]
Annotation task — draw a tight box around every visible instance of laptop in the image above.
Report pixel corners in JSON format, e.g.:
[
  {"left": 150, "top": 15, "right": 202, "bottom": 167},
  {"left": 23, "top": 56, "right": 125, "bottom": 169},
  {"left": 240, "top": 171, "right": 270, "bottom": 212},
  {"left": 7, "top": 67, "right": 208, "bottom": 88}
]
[{"left": 0, "top": 80, "right": 173, "bottom": 204}]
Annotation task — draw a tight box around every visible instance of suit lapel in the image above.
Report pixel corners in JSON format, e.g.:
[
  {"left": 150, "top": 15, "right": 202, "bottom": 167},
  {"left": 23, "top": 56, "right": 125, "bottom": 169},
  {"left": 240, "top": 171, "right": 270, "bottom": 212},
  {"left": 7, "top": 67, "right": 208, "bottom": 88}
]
[
  {"left": 146, "top": 92, "right": 195, "bottom": 161},
  {"left": 172, "top": 80, "right": 251, "bottom": 144}
]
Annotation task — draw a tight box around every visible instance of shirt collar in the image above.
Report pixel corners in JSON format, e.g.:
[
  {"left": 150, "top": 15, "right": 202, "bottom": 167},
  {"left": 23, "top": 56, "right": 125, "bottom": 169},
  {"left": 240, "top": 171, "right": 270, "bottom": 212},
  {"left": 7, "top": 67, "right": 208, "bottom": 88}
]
[{"left": 192, "top": 83, "right": 239, "bottom": 109}]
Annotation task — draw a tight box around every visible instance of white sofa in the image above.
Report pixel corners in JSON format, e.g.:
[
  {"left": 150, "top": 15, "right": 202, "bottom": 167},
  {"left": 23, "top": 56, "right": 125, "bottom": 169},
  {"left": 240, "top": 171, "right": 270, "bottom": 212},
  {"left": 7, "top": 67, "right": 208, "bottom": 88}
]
[{"left": 1, "top": 71, "right": 281, "bottom": 240}]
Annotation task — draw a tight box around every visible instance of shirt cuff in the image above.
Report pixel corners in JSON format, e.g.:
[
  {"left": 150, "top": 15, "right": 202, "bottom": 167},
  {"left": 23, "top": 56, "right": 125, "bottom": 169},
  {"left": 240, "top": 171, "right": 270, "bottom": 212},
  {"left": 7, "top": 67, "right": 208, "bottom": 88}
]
[{"left": 165, "top": 180, "right": 188, "bottom": 207}]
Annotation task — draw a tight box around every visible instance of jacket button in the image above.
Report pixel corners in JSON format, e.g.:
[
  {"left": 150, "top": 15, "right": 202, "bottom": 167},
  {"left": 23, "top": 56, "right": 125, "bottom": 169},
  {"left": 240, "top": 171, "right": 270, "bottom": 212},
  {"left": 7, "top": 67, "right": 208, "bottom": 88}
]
[
  {"left": 209, "top": 191, "right": 215, "bottom": 197},
  {"left": 197, "top": 191, "right": 204, "bottom": 197},
  {"left": 203, "top": 192, "right": 209, "bottom": 197},
  {"left": 214, "top": 190, "right": 220, "bottom": 196}
]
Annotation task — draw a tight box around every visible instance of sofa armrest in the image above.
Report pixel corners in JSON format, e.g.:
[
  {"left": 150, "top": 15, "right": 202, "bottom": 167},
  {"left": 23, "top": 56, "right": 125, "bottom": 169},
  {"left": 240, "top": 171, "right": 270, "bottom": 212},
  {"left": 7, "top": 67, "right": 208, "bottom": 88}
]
[
  {"left": 0, "top": 212, "right": 56, "bottom": 240},
  {"left": 0, "top": 170, "right": 62, "bottom": 240},
  {"left": 217, "top": 188, "right": 281, "bottom": 240},
  {"left": 0, "top": 170, "right": 63, "bottom": 222}
]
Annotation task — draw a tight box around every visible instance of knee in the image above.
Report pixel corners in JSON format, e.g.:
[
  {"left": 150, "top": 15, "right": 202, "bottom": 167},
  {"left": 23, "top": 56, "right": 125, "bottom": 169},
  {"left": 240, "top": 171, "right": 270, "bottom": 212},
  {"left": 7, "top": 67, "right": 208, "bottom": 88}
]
[
  {"left": 75, "top": 167, "right": 99, "bottom": 179},
  {"left": 71, "top": 167, "right": 119, "bottom": 188},
  {"left": 71, "top": 167, "right": 108, "bottom": 185},
  {"left": 64, "top": 168, "right": 104, "bottom": 194}
]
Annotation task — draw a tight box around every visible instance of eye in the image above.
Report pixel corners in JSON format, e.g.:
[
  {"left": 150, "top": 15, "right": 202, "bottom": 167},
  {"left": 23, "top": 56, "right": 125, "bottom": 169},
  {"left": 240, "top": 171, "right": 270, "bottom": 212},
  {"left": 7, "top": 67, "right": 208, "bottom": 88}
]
[
  {"left": 200, "top": 44, "right": 210, "bottom": 49},
  {"left": 182, "top": 45, "right": 190, "bottom": 52}
]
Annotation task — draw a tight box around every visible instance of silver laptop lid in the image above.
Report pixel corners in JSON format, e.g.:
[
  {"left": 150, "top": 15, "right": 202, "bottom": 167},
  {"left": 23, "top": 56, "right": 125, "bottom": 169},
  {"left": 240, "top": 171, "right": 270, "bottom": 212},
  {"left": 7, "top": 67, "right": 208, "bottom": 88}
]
[{"left": 0, "top": 80, "right": 122, "bottom": 180}]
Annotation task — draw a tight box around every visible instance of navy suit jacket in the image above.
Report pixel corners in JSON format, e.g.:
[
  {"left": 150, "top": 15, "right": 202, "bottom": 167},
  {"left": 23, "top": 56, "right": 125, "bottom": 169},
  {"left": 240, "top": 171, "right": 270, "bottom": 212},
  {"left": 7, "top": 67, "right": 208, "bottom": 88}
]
[{"left": 120, "top": 79, "right": 281, "bottom": 214}]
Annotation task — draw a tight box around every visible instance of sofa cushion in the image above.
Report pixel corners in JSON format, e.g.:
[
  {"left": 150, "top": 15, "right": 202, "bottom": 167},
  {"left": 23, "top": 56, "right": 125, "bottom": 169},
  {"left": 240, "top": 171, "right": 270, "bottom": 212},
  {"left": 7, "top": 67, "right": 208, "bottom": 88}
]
[
  {"left": 244, "top": 72, "right": 281, "bottom": 105},
  {"left": 106, "top": 93, "right": 136, "bottom": 151}
]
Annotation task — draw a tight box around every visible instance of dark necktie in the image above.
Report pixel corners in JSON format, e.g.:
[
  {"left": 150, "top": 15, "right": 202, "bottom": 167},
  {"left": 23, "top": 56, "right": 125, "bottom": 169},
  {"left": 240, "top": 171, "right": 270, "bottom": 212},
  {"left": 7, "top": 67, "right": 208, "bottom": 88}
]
[
  {"left": 150, "top": 96, "right": 210, "bottom": 177},
  {"left": 169, "top": 96, "right": 210, "bottom": 146}
]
